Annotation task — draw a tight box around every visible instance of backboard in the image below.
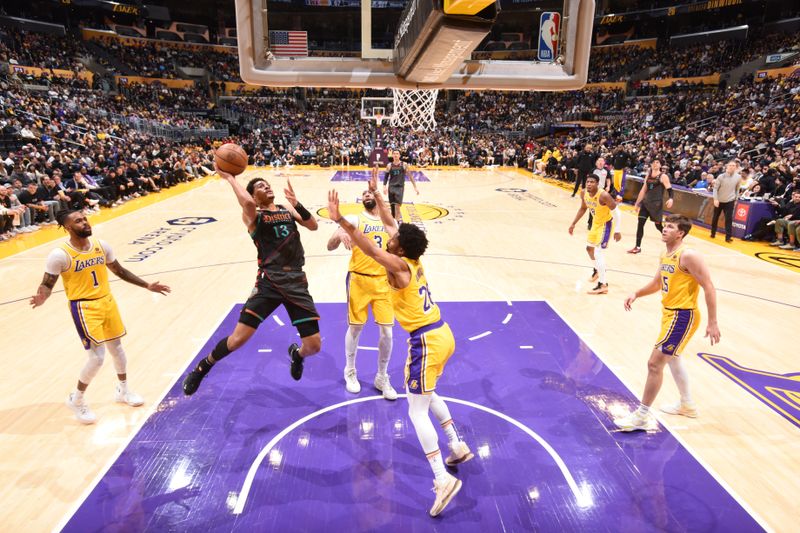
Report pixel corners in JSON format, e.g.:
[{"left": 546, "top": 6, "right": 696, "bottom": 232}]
[{"left": 234, "top": 0, "right": 595, "bottom": 91}]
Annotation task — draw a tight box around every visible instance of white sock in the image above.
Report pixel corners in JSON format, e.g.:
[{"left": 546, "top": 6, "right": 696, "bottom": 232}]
[
  {"left": 345, "top": 324, "right": 363, "bottom": 372},
  {"left": 637, "top": 403, "right": 650, "bottom": 415},
  {"left": 667, "top": 357, "right": 693, "bottom": 405},
  {"left": 430, "top": 393, "right": 459, "bottom": 446},
  {"left": 594, "top": 247, "right": 607, "bottom": 284},
  {"left": 117, "top": 380, "right": 128, "bottom": 393},
  {"left": 426, "top": 450, "right": 448, "bottom": 482},
  {"left": 377, "top": 324, "right": 393, "bottom": 376},
  {"left": 74, "top": 390, "right": 85, "bottom": 402}
]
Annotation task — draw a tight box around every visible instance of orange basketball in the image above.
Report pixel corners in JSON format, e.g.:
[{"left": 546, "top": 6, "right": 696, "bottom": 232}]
[{"left": 215, "top": 143, "right": 249, "bottom": 176}]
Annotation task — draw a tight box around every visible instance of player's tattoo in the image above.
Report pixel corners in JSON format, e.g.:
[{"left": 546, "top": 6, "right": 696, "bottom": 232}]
[
  {"left": 107, "top": 260, "right": 148, "bottom": 288},
  {"left": 41, "top": 273, "right": 58, "bottom": 289}
]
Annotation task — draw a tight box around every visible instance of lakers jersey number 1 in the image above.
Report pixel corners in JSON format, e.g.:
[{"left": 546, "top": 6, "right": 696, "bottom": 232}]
[{"left": 60, "top": 238, "right": 111, "bottom": 301}]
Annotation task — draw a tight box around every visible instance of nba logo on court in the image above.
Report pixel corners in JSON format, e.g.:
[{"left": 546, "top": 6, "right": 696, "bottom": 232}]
[{"left": 538, "top": 12, "right": 561, "bottom": 61}]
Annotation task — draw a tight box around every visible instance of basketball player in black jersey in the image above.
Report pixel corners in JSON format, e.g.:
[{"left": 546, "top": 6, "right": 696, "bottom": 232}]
[
  {"left": 182, "top": 165, "right": 321, "bottom": 395},
  {"left": 383, "top": 150, "right": 419, "bottom": 220},
  {"left": 628, "top": 159, "right": 674, "bottom": 254}
]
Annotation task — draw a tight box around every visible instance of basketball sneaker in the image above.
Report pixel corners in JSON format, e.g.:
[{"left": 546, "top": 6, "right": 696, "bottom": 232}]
[
  {"left": 289, "top": 343, "right": 304, "bottom": 381},
  {"left": 429, "top": 473, "right": 462, "bottom": 517},
  {"left": 587, "top": 282, "right": 608, "bottom": 295},
  {"left": 374, "top": 373, "right": 398, "bottom": 401},
  {"left": 115, "top": 384, "right": 144, "bottom": 407},
  {"left": 627, "top": 246, "right": 641, "bottom": 254},
  {"left": 344, "top": 368, "right": 361, "bottom": 394},
  {"left": 182, "top": 370, "right": 206, "bottom": 396},
  {"left": 660, "top": 402, "right": 698, "bottom": 418},
  {"left": 67, "top": 393, "right": 96, "bottom": 425},
  {"left": 445, "top": 441, "right": 474, "bottom": 466},
  {"left": 613, "top": 410, "right": 654, "bottom": 432},
  {"left": 589, "top": 268, "right": 598, "bottom": 282}
]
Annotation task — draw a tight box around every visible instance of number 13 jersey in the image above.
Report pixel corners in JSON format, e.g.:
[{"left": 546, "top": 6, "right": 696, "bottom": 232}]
[{"left": 252, "top": 206, "right": 305, "bottom": 270}]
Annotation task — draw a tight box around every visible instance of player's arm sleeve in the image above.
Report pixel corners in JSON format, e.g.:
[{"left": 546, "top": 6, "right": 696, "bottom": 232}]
[
  {"left": 612, "top": 204, "right": 622, "bottom": 229},
  {"left": 45, "top": 248, "right": 70, "bottom": 275},
  {"left": 99, "top": 239, "right": 116, "bottom": 263},
  {"left": 344, "top": 215, "right": 359, "bottom": 226}
]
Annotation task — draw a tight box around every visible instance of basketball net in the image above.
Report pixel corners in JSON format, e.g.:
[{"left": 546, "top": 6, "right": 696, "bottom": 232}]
[{"left": 390, "top": 88, "right": 438, "bottom": 132}]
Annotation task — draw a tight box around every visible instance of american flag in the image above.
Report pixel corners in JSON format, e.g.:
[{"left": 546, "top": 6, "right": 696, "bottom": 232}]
[{"left": 269, "top": 31, "right": 308, "bottom": 57}]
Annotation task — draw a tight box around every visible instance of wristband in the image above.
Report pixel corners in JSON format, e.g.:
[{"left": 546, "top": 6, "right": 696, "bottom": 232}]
[
  {"left": 294, "top": 202, "right": 312, "bottom": 221},
  {"left": 667, "top": 189, "right": 674, "bottom": 200}
]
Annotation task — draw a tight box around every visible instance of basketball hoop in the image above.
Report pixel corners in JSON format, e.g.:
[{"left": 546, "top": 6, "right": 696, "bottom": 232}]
[{"left": 390, "top": 88, "right": 438, "bottom": 132}]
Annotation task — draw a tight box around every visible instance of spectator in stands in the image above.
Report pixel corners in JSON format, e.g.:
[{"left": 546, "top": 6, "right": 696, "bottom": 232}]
[
  {"left": 710, "top": 160, "right": 741, "bottom": 243},
  {"left": 769, "top": 190, "right": 800, "bottom": 251}
]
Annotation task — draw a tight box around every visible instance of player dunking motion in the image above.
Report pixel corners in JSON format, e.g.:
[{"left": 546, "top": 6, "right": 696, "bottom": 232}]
[
  {"left": 629, "top": 159, "right": 674, "bottom": 254},
  {"left": 327, "top": 166, "right": 397, "bottom": 399},
  {"left": 30, "top": 209, "right": 171, "bottom": 424},
  {"left": 569, "top": 173, "right": 622, "bottom": 294},
  {"left": 327, "top": 175, "right": 472, "bottom": 517},
  {"left": 614, "top": 215, "right": 720, "bottom": 431},
  {"left": 182, "top": 166, "right": 321, "bottom": 395},
  {"left": 383, "top": 150, "right": 419, "bottom": 220}
]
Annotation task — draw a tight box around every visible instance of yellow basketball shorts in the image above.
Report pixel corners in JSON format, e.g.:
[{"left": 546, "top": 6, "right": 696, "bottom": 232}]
[
  {"left": 69, "top": 293, "right": 126, "bottom": 349},
  {"left": 655, "top": 308, "right": 700, "bottom": 356},
  {"left": 612, "top": 169, "right": 626, "bottom": 195},
  {"left": 405, "top": 320, "right": 455, "bottom": 394},
  {"left": 587, "top": 218, "right": 614, "bottom": 249},
  {"left": 346, "top": 272, "right": 394, "bottom": 326}
]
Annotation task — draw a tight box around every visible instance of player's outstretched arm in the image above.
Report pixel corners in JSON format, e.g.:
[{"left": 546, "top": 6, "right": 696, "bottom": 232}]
[
  {"left": 370, "top": 166, "right": 398, "bottom": 237},
  {"left": 284, "top": 179, "right": 318, "bottom": 231},
  {"left": 216, "top": 164, "right": 257, "bottom": 229},
  {"left": 681, "top": 250, "right": 720, "bottom": 344},
  {"left": 30, "top": 272, "right": 59, "bottom": 308},
  {"left": 107, "top": 260, "right": 171, "bottom": 295},
  {"left": 328, "top": 190, "right": 406, "bottom": 273},
  {"left": 624, "top": 267, "right": 661, "bottom": 311}
]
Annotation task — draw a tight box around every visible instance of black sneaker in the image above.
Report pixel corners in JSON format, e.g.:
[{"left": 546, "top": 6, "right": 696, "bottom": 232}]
[
  {"left": 183, "top": 370, "right": 206, "bottom": 396},
  {"left": 289, "top": 343, "right": 304, "bottom": 381}
]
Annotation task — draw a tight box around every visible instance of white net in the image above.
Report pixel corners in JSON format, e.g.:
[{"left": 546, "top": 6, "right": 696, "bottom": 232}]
[{"left": 390, "top": 88, "right": 439, "bottom": 131}]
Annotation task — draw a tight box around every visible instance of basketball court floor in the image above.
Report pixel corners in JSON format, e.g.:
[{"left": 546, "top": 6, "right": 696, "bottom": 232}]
[{"left": 1, "top": 166, "right": 797, "bottom": 531}]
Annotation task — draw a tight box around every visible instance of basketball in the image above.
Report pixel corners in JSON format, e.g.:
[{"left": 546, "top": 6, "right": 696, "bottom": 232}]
[{"left": 215, "top": 143, "right": 249, "bottom": 176}]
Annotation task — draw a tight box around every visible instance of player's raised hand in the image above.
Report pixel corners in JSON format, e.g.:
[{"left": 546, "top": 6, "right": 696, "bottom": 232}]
[
  {"left": 624, "top": 294, "right": 636, "bottom": 311},
  {"left": 214, "top": 162, "right": 234, "bottom": 181},
  {"left": 705, "top": 322, "right": 721, "bottom": 345},
  {"left": 369, "top": 165, "right": 379, "bottom": 192},
  {"left": 284, "top": 179, "right": 298, "bottom": 207},
  {"left": 327, "top": 189, "right": 341, "bottom": 221},
  {"left": 147, "top": 281, "right": 171, "bottom": 295}
]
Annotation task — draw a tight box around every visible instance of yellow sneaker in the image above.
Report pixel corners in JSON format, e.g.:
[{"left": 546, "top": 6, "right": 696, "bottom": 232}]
[{"left": 429, "top": 473, "right": 462, "bottom": 517}]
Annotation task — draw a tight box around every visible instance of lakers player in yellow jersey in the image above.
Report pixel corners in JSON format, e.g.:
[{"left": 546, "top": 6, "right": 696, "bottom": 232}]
[
  {"left": 327, "top": 175, "right": 397, "bottom": 400},
  {"left": 569, "top": 173, "right": 622, "bottom": 294},
  {"left": 30, "top": 210, "right": 170, "bottom": 424},
  {"left": 614, "top": 215, "right": 720, "bottom": 432},
  {"left": 327, "top": 175, "right": 472, "bottom": 518}
]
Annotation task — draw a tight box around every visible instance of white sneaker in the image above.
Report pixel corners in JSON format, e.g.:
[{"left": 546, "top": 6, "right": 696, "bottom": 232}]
[
  {"left": 613, "top": 410, "right": 654, "bottom": 432},
  {"left": 374, "top": 373, "right": 398, "bottom": 401},
  {"left": 67, "top": 393, "right": 96, "bottom": 424},
  {"left": 429, "top": 473, "right": 462, "bottom": 517},
  {"left": 445, "top": 441, "right": 474, "bottom": 466},
  {"left": 660, "top": 402, "right": 698, "bottom": 418},
  {"left": 344, "top": 368, "right": 361, "bottom": 394},
  {"left": 114, "top": 385, "right": 144, "bottom": 407}
]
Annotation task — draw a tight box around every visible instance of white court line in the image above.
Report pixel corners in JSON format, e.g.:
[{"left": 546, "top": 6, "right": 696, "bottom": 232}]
[
  {"left": 468, "top": 331, "right": 492, "bottom": 341},
  {"left": 52, "top": 304, "right": 236, "bottom": 533},
  {"left": 502, "top": 313, "right": 513, "bottom": 324},
  {"left": 273, "top": 315, "right": 285, "bottom": 326},
  {"left": 545, "top": 303, "right": 773, "bottom": 532},
  {"left": 438, "top": 272, "right": 513, "bottom": 307},
  {"left": 520, "top": 345, "right": 534, "bottom": 349},
  {"left": 257, "top": 349, "right": 272, "bottom": 353},
  {"left": 232, "top": 394, "right": 590, "bottom": 515},
  {"left": 357, "top": 346, "right": 379, "bottom": 351}
]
